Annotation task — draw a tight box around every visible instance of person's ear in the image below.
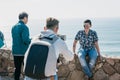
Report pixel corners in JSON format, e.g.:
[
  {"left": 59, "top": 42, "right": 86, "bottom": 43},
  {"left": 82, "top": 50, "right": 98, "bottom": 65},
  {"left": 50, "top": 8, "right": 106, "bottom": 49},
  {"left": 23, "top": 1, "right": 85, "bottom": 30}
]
[
  {"left": 56, "top": 27, "right": 59, "bottom": 31},
  {"left": 90, "top": 25, "right": 92, "bottom": 27},
  {"left": 54, "top": 27, "right": 59, "bottom": 34},
  {"left": 84, "top": 25, "right": 85, "bottom": 27},
  {"left": 23, "top": 17, "right": 28, "bottom": 24},
  {"left": 44, "top": 27, "right": 47, "bottom": 31}
]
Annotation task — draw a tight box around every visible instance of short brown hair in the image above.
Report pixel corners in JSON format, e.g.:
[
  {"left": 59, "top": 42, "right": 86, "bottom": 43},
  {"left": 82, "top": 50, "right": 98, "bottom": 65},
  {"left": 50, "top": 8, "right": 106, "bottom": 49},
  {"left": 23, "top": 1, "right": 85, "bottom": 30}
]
[{"left": 46, "top": 17, "right": 59, "bottom": 29}]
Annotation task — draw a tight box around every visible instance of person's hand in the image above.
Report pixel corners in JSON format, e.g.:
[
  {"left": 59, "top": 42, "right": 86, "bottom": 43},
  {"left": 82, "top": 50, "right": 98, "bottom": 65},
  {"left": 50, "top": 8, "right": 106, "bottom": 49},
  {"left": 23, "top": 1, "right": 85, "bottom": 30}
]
[
  {"left": 98, "top": 54, "right": 103, "bottom": 61},
  {"left": 74, "top": 53, "right": 77, "bottom": 56},
  {"left": 74, "top": 53, "right": 77, "bottom": 59}
]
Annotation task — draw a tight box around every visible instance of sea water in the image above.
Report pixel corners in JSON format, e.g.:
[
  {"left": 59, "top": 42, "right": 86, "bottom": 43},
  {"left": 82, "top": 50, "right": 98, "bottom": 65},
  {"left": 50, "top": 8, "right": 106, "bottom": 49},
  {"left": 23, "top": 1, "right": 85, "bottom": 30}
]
[{"left": 1, "top": 18, "right": 120, "bottom": 57}]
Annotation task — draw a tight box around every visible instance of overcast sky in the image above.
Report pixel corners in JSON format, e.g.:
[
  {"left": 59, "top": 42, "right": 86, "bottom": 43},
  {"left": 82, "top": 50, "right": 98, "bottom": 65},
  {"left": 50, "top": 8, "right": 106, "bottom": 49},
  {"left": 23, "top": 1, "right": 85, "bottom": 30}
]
[{"left": 0, "top": 0, "right": 120, "bottom": 25}]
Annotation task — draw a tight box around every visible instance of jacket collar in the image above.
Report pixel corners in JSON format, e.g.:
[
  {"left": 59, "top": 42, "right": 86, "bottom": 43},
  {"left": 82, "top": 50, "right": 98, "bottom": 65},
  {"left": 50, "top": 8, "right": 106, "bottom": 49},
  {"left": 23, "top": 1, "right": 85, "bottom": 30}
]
[
  {"left": 46, "top": 29, "right": 55, "bottom": 34},
  {"left": 19, "top": 20, "right": 25, "bottom": 24},
  {"left": 40, "top": 29, "right": 56, "bottom": 37}
]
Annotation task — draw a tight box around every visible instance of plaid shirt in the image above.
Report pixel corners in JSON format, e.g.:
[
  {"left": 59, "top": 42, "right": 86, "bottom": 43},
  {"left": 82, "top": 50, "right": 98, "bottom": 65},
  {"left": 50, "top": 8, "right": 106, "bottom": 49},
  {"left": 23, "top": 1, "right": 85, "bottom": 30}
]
[{"left": 75, "top": 29, "right": 98, "bottom": 50}]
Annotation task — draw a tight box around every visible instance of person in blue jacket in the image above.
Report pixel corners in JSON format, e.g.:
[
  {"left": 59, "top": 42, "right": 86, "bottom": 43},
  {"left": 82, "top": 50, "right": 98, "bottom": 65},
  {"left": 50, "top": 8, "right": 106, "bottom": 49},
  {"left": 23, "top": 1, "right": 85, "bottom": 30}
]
[{"left": 11, "top": 12, "right": 31, "bottom": 80}]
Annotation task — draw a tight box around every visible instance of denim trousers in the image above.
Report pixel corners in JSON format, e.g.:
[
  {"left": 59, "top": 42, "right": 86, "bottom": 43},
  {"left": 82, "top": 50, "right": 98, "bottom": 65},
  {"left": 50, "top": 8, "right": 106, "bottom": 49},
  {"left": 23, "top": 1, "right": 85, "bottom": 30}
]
[
  {"left": 78, "top": 48, "right": 98, "bottom": 77},
  {"left": 24, "top": 75, "right": 58, "bottom": 80}
]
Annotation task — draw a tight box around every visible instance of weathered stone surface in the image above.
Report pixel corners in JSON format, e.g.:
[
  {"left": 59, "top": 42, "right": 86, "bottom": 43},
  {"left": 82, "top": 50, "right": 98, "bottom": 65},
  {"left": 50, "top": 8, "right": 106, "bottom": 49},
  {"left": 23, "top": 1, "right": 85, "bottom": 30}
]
[
  {"left": 103, "top": 63, "right": 115, "bottom": 75},
  {"left": 2, "top": 52, "right": 9, "bottom": 59},
  {"left": 109, "top": 73, "right": 120, "bottom": 80},
  {"left": 106, "top": 58, "right": 115, "bottom": 66},
  {"left": 0, "top": 76, "right": 24, "bottom": 80},
  {"left": 68, "top": 62, "right": 76, "bottom": 71},
  {"left": 114, "top": 59, "right": 120, "bottom": 63},
  {"left": 115, "top": 63, "right": 120, "bottom": 74},
  {"left": 67, "top": 70, "right": 84, "bottom": 80},
  {"left": 74, "top": 55, "right": 82, "bottom": 71},
  {"left": 0, "top": 49, "right": 120, "bottom": 80},
  {"left": 95, "top": 63, "right": 103, "bottom": 71},
  {"left": 0, "top": 49, "right": 14, "bottom": 77},
  {"left": 58, "top": 78, "right": 66, "bottom": 80},
  {"left": 57, "top": 65, "right": 70, "bottom": 78},
  {"left": 94, "top": 69, "right": 109, "bottom": 80}
]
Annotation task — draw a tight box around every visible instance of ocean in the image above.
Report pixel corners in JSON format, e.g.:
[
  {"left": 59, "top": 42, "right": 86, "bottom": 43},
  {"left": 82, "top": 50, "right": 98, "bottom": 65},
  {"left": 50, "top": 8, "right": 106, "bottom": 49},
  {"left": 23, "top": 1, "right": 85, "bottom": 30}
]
[{"left": 1, "top": 18, "right": 120, "bottom": 57}]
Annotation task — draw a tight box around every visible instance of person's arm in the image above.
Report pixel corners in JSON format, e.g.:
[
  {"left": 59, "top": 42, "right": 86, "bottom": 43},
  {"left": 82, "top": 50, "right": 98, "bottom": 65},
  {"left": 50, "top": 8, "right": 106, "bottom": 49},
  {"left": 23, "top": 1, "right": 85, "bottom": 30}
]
[
  {"left": 22, "top": 26, "right": 31, "bottom": 45},
  {"left": 93, "top": 31, "right": 101, "bottom": 57},
  {"left": 73, "top": 40, "right": 78, "bottom": 54},
  {"left": 95, "top": 41, "right": 100, "bottom": 56},
  {"left": 56, "top": 39, "right": 73, "bottom": 61},
  {"left": 73, "top": 31, "right": 80, "bottom": 54},
  {"left": 0, "top": 31, "right": 4, "bottom": 41}
]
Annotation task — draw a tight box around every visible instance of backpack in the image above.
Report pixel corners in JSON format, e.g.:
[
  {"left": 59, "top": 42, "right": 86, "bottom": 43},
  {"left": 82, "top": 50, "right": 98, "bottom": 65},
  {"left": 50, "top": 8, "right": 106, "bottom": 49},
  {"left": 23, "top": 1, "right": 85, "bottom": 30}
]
[{"left": 24, "top": 34, "right": 58, "bottom": 79}]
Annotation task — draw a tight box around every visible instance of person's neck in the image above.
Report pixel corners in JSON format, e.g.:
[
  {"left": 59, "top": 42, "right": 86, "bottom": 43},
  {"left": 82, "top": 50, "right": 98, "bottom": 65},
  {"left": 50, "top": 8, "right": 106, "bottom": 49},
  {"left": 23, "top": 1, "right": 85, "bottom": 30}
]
[
  {"left": 20, "top": 20, "right": 25, "bottom": 24},
  {"left": 84, "top": 29, "right": 90, "bottom": 35},
  {"left": 47, "top": 29, "right": 57, "bottom": 34}
]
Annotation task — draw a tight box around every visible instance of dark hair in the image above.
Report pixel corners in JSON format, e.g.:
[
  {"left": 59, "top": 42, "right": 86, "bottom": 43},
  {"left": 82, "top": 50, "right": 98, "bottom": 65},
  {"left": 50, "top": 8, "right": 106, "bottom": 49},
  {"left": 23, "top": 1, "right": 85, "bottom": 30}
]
[
  {"left": 84, "top": 19, "right": 92, "bottom": 26},
  {"left": 46, "top": 17, "right": 59, "bottom": 29},
  {"left": 19, "top": 12, "right": 28, "bottom": 20}
]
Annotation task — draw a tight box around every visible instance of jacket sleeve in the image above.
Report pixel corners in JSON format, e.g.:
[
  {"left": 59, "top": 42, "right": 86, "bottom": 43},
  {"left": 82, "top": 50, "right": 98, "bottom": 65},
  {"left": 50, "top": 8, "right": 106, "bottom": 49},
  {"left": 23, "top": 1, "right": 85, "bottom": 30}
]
[
  {"left": 0, "top": 31, "right": 4, "bottom": 41},
  {"left": 55, "top": 38, "right": 74, "bottom": 61},
  {"left": 21, "top": 26, "right": 31, "bottom": 45}
]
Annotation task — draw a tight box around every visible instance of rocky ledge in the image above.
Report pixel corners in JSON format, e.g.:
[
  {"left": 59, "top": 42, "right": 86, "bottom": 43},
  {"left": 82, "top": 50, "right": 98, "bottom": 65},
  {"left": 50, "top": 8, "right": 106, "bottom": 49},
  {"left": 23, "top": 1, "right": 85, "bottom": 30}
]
[{"left": 0, "top": 49, "right": 120, "bottom": 80}]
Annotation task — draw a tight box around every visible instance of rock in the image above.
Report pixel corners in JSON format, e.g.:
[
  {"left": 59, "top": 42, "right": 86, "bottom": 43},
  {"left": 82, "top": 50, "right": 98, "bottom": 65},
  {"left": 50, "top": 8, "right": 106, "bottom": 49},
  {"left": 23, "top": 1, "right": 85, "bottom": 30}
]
[
  {"left": 95, "top": 63, "right": 103, "bottom": 71},
  {"left": 59, "top": 78, "right": 66, "bottom": 80},
  {"left": 103, "top": 63, "right": 115, "bottom": 75},
  {"left": 106, "top": 58, "right": 115, "bottom": 66},
  {"left": 0, "top": 68, "right": 4, "bottom": 72},
  {"left": 1, "top": 58, "right": 8, "bottom": 71},
  {"left": 109, "top": 73, "right": 120, "bottom": 80},
  {"left": 9, "top": 61, "right": 14, "bottom": 68},
  {"left": 8, "top": 67, "right": 14, "bottom": 73},
  {"left": 115, "top": 63, "right": 120, "bottom": 74},
  {"left": 8, "top": 73, "right": 14, "bottom": 78},
  {"left": 6, "top": 50, "right": 11, "bottom": 54},
  {"left": 10, "top": 54, "right": 13, "bottom": 60},
  {"left": 68, "top": 62, "right": 76, "bottom": 71},
  {"left": 58, "top": 65, "right": 70, "bottom": 78},
  {"left": 74, "top": 55, "right": 82, "bottom": 70},
  {"left": 0, "top": 76, "right": 23, "bottom": 80},
  {"left": 0, "top": 49, "right": 4, "bottom": 54},
  {"left": 2, "top": 52, "right": 9, "bottom": 59},
  {"left": 94, "top": 69, "right": 109, "bottom": 80},
  {"left": 114, "top": 59, "right": 120, "bottom": 63},
  {"left": 0, "top": 49, "right": 14, "bottom": 78},
  {"left": 67, "top": 70, "right": 84, "bottom": 80}
]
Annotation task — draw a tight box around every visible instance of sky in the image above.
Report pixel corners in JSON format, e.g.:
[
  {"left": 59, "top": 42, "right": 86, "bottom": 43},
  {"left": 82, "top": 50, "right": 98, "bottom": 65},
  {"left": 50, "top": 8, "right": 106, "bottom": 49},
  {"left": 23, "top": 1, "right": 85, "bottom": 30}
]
[{"left": 0, "top": 0, "right": 120, "bottom": 25}]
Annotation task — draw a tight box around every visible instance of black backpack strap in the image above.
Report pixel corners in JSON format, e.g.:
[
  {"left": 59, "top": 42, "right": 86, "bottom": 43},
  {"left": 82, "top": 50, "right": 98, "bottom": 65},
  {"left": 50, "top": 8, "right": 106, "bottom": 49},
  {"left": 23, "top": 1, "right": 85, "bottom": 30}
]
[
  {"left": 39, "top": 37, "right": 53, "bottom": 40},
  {"left": 39, "top": 34, "right": 54, "bottom": 40},
  {"left": 39, "top": 34, "right": 59, "bottom": 44}
]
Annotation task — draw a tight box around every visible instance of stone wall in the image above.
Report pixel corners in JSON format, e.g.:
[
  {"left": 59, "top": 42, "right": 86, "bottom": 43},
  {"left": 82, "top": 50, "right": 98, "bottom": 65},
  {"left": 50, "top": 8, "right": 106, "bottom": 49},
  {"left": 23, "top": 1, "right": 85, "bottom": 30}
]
[
  {"left": 0, "top": 49, "right": 14, "bottom": 76},
  {"left": 0, "top": 49, "right": 120, "bottom": 80},
  {"left": 57, "top": 55, "right": 120, "bottom": 80}
]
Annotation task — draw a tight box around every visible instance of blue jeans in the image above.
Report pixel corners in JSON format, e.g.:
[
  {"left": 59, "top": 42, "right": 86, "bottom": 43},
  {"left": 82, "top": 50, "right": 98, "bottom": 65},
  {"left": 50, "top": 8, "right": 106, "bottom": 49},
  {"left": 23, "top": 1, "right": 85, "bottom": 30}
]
[
  {"left": 78, "top": 48, "right": 98, "bottom": 77},
  {"left": 24, "top": 75, "right": 58, "bottom": 80}
]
